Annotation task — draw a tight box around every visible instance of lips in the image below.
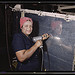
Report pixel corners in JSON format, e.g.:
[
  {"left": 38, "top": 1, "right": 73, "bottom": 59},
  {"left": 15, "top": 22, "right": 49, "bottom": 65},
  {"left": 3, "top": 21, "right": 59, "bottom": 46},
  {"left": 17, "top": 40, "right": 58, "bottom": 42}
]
[{"left": 26, "top": 30, "right": 32, "bottom": 33}]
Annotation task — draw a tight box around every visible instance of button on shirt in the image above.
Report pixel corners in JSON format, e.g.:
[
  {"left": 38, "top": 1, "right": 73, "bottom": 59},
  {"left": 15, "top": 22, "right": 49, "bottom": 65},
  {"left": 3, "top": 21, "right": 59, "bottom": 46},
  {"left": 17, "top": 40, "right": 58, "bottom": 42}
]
[{"left": 12, "top": 32, "right": 41, "bottom": 71}]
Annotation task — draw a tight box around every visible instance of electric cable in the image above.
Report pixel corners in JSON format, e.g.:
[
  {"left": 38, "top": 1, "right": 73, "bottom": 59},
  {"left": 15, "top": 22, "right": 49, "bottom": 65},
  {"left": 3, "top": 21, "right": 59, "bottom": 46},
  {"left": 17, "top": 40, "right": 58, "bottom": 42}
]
[{"left": 40, "top": 46, "right": 44, "bottom": 71}]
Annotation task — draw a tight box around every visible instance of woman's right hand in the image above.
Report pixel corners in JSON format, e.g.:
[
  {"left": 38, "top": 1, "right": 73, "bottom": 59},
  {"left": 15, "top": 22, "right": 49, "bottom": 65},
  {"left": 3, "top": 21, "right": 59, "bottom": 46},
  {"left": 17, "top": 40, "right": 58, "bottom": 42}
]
[{"left": 35, "top": 40, "right": 43, "bottom": 48}]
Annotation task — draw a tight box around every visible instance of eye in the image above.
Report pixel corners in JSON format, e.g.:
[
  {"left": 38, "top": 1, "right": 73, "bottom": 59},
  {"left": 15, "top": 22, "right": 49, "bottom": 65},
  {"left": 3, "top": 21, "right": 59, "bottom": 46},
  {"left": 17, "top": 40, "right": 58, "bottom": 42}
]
[
  {"left": 24, "top": 25, "right": 28, "bottom": 27},
  {"left": 30, "top": 25, "right": 33, "bottom": 28},
  {"left": 26, "top": 19, "right": 31, "bottom": 22}
]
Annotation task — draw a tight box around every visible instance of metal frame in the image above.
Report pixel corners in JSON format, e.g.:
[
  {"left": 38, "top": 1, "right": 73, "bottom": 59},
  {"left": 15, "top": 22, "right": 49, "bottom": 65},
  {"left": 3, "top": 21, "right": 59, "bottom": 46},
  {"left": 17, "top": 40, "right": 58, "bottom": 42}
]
[{"left": 9, "top": 4, "right": 75, "bottom": 22}]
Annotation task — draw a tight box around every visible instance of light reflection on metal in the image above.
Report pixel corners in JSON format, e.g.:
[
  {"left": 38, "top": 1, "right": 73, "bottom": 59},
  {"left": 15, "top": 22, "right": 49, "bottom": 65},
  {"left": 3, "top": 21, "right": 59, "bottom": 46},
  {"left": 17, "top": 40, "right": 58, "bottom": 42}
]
[
  {"left": 52, "top": 36, "right": 62, "bottom": 46},
  {"left": 54, "top": 36, "right": 61, "bottom": 41}
]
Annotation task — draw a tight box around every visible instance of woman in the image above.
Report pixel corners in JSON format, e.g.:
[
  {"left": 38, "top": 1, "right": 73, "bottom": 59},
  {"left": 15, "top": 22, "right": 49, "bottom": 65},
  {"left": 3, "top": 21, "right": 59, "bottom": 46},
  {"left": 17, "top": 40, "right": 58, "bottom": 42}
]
[{"left": 12, "top": 17, "right": 49, "bottom": 71}]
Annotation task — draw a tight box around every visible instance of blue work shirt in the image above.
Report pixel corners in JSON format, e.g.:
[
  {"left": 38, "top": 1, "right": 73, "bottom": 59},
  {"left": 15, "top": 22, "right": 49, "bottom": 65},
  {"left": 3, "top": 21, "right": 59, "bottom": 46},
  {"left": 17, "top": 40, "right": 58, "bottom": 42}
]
[{"left": 12, "top": 31, "right": 41, "bottom": 71}]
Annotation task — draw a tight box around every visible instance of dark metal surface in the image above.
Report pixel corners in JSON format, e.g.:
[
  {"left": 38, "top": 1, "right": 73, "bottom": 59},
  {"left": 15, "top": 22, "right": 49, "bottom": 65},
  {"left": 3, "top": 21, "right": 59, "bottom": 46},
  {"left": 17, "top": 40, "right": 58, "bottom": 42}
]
[{"left": 26, "top": 13, "right": 75, "bottom": 71}]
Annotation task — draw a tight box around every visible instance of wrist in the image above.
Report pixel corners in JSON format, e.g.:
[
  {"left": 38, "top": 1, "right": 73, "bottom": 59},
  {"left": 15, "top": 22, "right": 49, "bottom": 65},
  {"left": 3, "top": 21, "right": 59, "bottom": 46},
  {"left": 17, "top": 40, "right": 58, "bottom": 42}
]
[{"left": 34, "top": 43, "right": 39, "bottom": 48}]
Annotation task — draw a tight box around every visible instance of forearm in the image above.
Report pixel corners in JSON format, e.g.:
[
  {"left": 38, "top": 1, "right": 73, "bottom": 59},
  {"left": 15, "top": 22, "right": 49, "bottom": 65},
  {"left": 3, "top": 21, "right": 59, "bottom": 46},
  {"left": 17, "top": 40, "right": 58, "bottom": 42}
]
[
  {"left": 24, "top": 44, "right": 39, "bottom": 60},
  {"left": 19, "top": 43, "right": 39, "bottom": 62}
]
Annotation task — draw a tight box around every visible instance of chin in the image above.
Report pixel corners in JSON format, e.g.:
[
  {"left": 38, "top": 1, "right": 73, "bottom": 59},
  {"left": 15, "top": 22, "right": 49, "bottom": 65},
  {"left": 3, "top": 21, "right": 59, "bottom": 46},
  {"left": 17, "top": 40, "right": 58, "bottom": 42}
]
[
  {"left": 26, "top": 31, "right": 32, "bottom": 35},
  {"left": 27, "top": 32, "right": 31, "bottom": 35}
]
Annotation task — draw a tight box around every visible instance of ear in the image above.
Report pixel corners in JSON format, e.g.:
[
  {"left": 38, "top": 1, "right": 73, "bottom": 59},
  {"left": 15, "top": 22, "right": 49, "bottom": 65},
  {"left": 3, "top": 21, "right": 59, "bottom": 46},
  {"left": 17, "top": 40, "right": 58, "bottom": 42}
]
[
  {"left": 21, "top": 28, "right": 22, "bottom": 30},
  {"left": 21, "top": 26, "right": 23, "bottom": 29}
]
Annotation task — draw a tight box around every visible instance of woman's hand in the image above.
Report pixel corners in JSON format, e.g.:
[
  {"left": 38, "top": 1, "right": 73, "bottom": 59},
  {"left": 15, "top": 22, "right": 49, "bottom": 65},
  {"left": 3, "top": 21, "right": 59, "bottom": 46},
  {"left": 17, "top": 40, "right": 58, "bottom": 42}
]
[
  {"left": 35, "top": 40, "right": 43, "bottom": 48},
  {"left": 42, "top": 33, "right": 50, "bottom": 40}
]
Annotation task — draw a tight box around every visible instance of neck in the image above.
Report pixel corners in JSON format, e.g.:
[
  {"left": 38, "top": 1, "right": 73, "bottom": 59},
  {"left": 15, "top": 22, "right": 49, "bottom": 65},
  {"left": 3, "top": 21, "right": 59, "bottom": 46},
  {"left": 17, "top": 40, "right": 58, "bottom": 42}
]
[
  {"left": 21, "top": 31, "right": 29, "bottom": 37},
  {"left": 25, "top": 34, "right": 29, "bottom": 37}
]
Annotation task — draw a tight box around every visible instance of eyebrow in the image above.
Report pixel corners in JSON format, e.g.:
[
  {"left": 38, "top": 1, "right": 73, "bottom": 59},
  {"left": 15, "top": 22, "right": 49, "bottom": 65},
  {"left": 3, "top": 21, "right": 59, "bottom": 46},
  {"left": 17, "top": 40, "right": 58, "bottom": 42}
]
[{"left": 26, "top": 19, "right": 31, "bottom": 22}]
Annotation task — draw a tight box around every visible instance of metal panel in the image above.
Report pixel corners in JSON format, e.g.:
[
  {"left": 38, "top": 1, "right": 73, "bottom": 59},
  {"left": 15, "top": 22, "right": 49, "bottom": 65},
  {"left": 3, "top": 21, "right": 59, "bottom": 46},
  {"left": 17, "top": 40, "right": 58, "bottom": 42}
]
[{"left": 25, "top": 12, "right": 75, "bottom": 71}]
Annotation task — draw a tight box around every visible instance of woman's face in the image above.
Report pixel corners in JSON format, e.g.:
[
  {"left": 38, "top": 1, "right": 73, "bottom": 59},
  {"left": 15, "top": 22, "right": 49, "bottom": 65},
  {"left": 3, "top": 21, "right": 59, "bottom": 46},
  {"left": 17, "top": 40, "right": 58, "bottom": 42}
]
[{"left": 21, "top": 21, "right": 33, "bottom": 36}]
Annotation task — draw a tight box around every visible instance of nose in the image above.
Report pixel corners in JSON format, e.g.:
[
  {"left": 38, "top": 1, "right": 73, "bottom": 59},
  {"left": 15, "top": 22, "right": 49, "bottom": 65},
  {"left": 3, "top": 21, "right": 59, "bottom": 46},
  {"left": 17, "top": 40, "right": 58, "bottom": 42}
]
[{"left": 27, "top": 26, "right": 32, "bottom": 30}]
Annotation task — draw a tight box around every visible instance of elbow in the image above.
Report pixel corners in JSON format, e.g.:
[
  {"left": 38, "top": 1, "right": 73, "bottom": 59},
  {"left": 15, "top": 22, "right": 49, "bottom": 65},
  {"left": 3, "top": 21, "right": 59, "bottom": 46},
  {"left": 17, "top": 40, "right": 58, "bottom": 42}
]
[
  {"left": 19, "top": 59, "right": 24, "bottom": 62},
  {"left": 18, "top": 57, "right": 26, "bottom": 62},
  {"left": 16, "top": 52, "right": 28, "bottom": 62}
]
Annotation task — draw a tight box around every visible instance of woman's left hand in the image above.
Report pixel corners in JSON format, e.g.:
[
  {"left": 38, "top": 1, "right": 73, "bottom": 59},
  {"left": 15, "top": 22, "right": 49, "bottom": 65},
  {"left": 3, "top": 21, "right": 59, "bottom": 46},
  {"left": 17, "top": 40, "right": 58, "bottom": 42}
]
[{"left": 42, "top": 33, "right": 50, "bottom": 40}]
